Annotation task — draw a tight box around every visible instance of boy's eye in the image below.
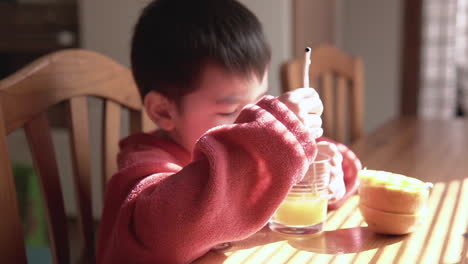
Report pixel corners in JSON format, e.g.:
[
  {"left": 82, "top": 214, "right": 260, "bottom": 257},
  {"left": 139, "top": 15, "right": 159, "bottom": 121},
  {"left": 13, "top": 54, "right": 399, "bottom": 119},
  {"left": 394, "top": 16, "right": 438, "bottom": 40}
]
[{"left": 217, "top": 109, "right": 239, "bottom": 116}]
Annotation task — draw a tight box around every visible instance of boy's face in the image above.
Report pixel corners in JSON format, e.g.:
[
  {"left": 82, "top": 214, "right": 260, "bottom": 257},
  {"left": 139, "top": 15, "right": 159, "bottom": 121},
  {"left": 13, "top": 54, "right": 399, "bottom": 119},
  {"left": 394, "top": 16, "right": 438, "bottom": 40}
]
[{"left": 170, "top": 63, "right": 268, "bottom": 153}]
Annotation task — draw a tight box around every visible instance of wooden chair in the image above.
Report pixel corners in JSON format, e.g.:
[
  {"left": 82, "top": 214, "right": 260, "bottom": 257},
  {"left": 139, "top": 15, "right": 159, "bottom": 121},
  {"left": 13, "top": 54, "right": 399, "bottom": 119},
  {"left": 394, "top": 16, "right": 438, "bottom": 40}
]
[
  {"left": 281, "top": 44, "right": 365, "bottom": 144},
  {"left": 0, "top": 49, "right": 153, "bottom": 263}
]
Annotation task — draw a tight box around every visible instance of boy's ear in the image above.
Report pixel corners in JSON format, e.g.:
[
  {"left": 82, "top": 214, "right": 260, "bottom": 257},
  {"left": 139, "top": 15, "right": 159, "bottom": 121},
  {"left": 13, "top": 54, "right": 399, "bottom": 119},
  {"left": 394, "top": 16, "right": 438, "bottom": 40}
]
[{"left": 144, "top": 91, "right": 177, "bottom": 131}]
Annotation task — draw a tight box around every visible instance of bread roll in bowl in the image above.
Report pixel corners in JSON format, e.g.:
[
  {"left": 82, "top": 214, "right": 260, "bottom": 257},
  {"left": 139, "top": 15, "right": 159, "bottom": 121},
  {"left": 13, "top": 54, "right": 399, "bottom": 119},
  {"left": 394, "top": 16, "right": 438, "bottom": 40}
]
[{"left": 359, "top": 203, "right": 426, "bottom": 235}]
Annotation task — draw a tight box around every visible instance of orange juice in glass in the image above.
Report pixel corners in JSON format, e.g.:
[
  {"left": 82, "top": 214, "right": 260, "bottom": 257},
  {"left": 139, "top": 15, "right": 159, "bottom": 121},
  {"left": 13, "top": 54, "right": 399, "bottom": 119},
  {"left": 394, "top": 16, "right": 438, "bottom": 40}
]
[{"left": 269, "top": 152, "right": 330, "bottom": 235}]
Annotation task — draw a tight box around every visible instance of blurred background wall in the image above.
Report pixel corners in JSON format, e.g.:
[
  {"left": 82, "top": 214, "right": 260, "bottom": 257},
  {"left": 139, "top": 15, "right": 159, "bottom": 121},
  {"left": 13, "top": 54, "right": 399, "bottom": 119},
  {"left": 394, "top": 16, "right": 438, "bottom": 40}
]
[
  {"left": 294, "top": 0, "right": 402, "bottom": 133},
  {"left": 340, "top": 0, "right": 402, "bottom": 133}
]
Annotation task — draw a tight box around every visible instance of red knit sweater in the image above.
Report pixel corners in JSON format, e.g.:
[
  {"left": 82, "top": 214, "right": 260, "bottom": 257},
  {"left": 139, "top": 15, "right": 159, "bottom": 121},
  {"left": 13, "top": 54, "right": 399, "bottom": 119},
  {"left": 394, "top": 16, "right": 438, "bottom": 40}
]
[{"left": 97, "top": 96, "right": 361, "bottom": 264}]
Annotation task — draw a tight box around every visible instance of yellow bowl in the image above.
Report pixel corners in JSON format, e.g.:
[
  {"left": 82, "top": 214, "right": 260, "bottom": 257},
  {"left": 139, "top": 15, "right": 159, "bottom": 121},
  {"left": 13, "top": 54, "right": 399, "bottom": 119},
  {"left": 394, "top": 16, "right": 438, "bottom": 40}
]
[{"left": 359, "top": 203, "right": 426, "bottom": 235}]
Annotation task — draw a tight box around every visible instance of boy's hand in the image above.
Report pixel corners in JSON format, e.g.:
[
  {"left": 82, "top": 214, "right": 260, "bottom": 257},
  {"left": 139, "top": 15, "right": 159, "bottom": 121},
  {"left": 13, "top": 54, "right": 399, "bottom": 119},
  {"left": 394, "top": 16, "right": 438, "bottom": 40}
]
[
  {"left": 317, "top": 141, "right": 346, "bottom": 202},
  {"left": 277, "top": 88, "right": 323, "bottom": 138}
]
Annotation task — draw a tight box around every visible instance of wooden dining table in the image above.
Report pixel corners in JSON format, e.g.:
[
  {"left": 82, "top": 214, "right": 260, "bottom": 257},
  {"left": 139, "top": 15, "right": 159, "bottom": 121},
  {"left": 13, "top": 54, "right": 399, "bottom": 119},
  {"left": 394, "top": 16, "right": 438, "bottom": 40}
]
[{"left": 194, "top": 117, "right": 468, "bottom": 264}]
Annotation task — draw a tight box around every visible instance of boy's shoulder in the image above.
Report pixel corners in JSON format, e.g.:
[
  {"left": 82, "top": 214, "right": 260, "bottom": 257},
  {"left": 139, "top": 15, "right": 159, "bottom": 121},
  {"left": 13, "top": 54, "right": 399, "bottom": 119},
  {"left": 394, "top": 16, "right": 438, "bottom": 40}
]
[{"left": 117, "top": 130, "right": 191, "bottom": 170}]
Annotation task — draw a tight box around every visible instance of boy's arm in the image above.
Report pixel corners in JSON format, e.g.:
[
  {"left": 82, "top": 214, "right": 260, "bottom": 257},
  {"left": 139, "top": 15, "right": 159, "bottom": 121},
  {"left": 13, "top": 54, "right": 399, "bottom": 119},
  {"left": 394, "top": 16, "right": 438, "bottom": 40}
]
[
  {"left": 98, "top": 96, "right": 317, "bottom": 264},
  {"left": 316, "top": 137, "right": 362, "bottom": 209}
]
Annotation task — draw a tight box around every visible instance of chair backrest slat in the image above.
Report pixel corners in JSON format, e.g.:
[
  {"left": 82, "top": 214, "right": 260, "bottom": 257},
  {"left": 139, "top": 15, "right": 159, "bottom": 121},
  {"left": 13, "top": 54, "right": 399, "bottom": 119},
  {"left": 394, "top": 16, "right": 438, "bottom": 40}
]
[
  {"left": 322, "top": 72, "right": 334, "bottom": 139},
  {"left": 103, "top": 100, "right": 121, "bottom": 194},
  {"left": 129, "top": 109, "right": 156, "bottom": 135},
  {"left": 68, "top": 96, "right": 95, "bottom": 262},
  {"left": 129, "top": 110, "right": 143, "bottom": 138},
  {"left": 281, "top": 59, "right": 303, "bottom": 91},
  {"left": 142, "top": 111, "right": 155, "bottom": 133},
  {"left": 0, "top": 108, "right": 27, "bottom": 264},
  {"left": 335, "top": 76, "right": 348, "bottom": 143},
  {"left": 24, "top": 112, "right": 69, "bottom": 264},
  {"left": 352, "top": 59, "right": 365, "bottom": 141}
]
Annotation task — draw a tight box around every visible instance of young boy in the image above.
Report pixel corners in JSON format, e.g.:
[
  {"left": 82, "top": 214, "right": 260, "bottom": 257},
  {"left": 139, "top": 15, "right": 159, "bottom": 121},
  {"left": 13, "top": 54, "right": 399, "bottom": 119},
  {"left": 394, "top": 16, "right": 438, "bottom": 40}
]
[{"left": 97, "top": 0, "right": 361, "bottom": 263}]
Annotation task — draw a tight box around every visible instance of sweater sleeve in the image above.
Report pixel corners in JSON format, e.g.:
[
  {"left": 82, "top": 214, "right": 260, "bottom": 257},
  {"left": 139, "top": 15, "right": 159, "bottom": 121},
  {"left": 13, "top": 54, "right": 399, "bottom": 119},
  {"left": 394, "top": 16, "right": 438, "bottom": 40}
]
[
  {"left": 97, "top": 96, "right": 317, "bottom": 264},
  {"left": 316, "top": 137, "right": 363, "bottom": 210}
]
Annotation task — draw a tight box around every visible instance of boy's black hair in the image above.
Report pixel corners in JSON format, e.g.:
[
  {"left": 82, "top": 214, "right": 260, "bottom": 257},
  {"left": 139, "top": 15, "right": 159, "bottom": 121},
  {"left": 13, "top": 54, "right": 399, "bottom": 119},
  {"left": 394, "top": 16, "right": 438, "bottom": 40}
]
[{"left": 131, "top": 0, "right": 271, "bottom": 103}]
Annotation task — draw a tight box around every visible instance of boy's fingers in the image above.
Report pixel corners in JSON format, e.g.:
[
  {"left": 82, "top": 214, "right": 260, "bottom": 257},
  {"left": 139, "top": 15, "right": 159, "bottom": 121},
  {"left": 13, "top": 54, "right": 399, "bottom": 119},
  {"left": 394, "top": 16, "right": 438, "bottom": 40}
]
[
  {"left": 308, "top": 128, "right": 323, "bottom": 138},
  {"left": 299, "top": 99, "right": 323, "bottom": 116},
  {"left": 328, "top": 168, "right": 345, "bottom": 200},
  {"left": 316, "top": 142, "right": 345, "bottom": 200},
  {"left": 303, "top": 114, "right": 322, "bottom": 128},
  {"left": 292, "top": 87, "right": 318, "bottom": 97},
  {"left": 317, "top": 142, "right": 334, "bottom": 154},
  {"left": 288, "top": 88, "right": 319, "bottom": 102},
  {"left": 317, "top": 142, "right": 342, "bottom": 166}
]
